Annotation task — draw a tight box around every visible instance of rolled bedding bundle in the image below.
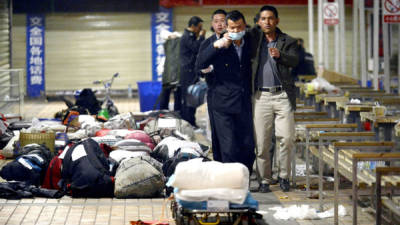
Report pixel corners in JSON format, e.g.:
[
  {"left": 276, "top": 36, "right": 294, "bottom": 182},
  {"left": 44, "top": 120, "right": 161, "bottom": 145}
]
[
  {"left": 173, "top": 187, "right": 248, "bottom": 204},
  {"left": 167, "top": 158, "right": 250, "bottom": 204},
  {"left": 170, "top": 158, "right": 249, "bottom": 190}
]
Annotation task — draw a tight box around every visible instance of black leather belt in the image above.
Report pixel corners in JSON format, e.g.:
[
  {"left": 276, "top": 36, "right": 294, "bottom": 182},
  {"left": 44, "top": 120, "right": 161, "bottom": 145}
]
[{"left": 258, "top": 86, "right": 283, "bottom": 93}]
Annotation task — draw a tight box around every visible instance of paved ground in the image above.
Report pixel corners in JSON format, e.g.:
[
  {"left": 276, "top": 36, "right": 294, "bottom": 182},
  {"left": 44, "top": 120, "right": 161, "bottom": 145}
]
[{"left": 0, "top": 98, "right": 377, "bottom": 225}]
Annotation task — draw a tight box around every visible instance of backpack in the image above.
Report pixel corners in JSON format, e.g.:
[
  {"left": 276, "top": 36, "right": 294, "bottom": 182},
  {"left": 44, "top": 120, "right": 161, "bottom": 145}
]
[
  {"left": 0, "top": 144, "right": 52, "bottom": 186},
  {"left": 114, "top": 156, "right": 165, "bottom": 198},
  {"left": 75, "top": 88, "right": 101, "bottom": 115},
  {"left": 42, "top": 150, "right": 64, "bottom": 190},
  {"left": 60, "top": 138, "right": 116, "bottom": 197}
]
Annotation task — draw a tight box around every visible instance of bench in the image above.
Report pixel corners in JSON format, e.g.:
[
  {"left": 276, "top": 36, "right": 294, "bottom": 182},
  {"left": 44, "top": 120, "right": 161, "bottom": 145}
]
[
  {"left": 331, "top": 142, "right": 396, "bottom": 225},
  {"left": 323, "top": 96, "right": 349, "bottom": 118},
  {"left": 294, "top": 111, "right": 328, "bottom": 119},
  {"left": 335, "top": 102, "right": 375, "bottom": 130},
  {"left": 296, "top": 105, "right": 316, "bottom": 112},
  {"left": 308, "top": 132, "right": 376, "bottom": 204},
  {"left": 293, "top": 123, "right": 358, "bottom": 186},
  {"left": 360, "top": 112, "right": 400, "bottom": 141},
  {"left": 375, "top": 167, "right": 400, "bottom": 225}
]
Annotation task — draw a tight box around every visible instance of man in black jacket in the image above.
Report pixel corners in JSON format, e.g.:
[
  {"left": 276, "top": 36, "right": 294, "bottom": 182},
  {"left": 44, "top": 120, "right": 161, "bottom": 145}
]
[
  {"left": 291, "top": 38, "right": 316, "bottom": 80},
  {"left": 179, "top": 16, "right": 206, "bottom": 127},
  {"left": 251, "top": 5, "right": 299, "bottom": 192},
  {"left": 196, "top": 10, "right": 255, "bottom": 173},
  {"left": 196, "top": 9, "right": 226, "bottom": 162}
]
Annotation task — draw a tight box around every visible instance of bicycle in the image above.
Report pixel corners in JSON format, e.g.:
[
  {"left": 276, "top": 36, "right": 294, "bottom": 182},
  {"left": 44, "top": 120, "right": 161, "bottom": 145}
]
[{"left": 93, "top": 73, "right": 120, "bottom": 119}]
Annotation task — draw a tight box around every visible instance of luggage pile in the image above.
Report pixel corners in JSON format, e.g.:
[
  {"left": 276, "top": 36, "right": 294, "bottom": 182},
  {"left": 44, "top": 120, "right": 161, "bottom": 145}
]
[{"left": 0, "top": 110, "right": 210, "bottom": 199}]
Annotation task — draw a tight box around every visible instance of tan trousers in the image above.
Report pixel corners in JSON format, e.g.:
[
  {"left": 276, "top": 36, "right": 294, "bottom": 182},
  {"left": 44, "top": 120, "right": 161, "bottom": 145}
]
[{"left": 253, "top": 90, "right": 295, "bottom": 184}]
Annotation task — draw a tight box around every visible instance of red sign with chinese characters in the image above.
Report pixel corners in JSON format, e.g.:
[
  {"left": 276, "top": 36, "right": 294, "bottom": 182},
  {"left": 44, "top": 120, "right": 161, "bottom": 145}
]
[
  {"left": 383, "top": 0, "right": 400, "bottom": 23},
  {"left": 323, "top": 2, "right": 339, "bottom": 25}
]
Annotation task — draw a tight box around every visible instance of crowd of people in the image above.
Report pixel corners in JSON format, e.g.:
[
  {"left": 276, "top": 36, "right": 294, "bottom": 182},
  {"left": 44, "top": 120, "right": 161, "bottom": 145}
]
[{"left": 159, "top": 5, "right": 316, "bottom": 193}]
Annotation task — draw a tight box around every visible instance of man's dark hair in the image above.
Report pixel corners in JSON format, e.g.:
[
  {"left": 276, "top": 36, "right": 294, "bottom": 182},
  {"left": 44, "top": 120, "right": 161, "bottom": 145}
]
[
  {"left": 226, "top": 10, "right": 246, "bottom": 24},
  {"left": 188, "top": 16, "right": 203, "bottom": 27},
  {"left": 210, "top": 9, "right": 227, "bottom": 32},
  {"left": 253, "top": 12, "right": 260, "bottom": 24},
  {"left": 259, "top": 5, "right": 279, "bottom": 18},
  {"left": 211, "top": 9, "right": 227, "bottom": 19}
]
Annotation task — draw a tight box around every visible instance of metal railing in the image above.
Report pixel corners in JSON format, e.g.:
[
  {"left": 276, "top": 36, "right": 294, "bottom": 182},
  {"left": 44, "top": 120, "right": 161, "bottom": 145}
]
[{"left": 0, "top": 68, "right": 24, "bottom": 118}]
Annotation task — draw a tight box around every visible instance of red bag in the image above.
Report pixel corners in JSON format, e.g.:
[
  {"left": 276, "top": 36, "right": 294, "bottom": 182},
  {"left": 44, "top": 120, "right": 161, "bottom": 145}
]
[
  {"left": 125, "top": 130, "right": 155, "bottom": 150},
  {"left": 95, "top": 129, "right": 111, "bottom": 137},
  {"left": 42, "top": 154, "right": 63, "bottom": 190}
]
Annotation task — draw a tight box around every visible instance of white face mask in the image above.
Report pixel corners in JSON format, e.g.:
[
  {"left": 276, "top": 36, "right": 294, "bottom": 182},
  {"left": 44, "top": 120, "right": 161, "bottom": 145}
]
[{"left": 228, "top": 30, "right": 245, "bottom": 40}]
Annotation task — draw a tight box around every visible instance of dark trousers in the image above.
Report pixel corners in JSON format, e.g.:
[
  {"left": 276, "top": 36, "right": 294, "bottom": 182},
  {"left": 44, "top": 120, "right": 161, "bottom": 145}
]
[
  {"left": 207, "top": 101, "right": 220, "bottom": 162},
  {"left": 181, "top": 85, "right": 197, "bottom": 127},
  {"left": 211, "top": 108, "right": 255, "bottom": 174},
  {"left": 159, "top": 85, "right": 181, "bottom": 112},
  {"left": 181, "top": 105, "right": 196, "bottom": 127}
]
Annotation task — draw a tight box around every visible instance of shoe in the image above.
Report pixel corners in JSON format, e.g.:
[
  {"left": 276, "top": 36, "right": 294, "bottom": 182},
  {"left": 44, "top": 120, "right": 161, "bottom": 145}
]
[
  {"left": 270, "top": 178, "right": 278, "bottom": 185},
  {"left": 249, "top": 186, "right": 259, "bottom": 192},
  {"left": 258, "top": 183, "right": 271, "bottom": 193},
  {"left": 279, "top": 178, "right": 290, "bottom": 192}
]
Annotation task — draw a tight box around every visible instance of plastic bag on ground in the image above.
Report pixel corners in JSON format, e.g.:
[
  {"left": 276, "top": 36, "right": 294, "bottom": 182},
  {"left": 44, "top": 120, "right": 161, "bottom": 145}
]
[
  {"left": 270, "top": 204, "right": 347, "bottom": 220},
  {"left": 307, "top": 77, "right": 339, "bottom": 93},
  {"left": 23, "top": 118, "right": 66, "bottom": 133},
  {"left": 104, "top": 113, "right": 136, "bottom": 130}
]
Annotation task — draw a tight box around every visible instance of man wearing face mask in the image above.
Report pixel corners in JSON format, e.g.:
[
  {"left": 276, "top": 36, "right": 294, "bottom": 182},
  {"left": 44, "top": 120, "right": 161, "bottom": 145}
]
[
  {"left": 251, "top": 5, "right": 299, "bottom": 193},
  {"left": 179, "top": 16, "right": 206, "bottom": 127},
  {"left": 195, "top": 10, "right": 255, "bottom": 173}
]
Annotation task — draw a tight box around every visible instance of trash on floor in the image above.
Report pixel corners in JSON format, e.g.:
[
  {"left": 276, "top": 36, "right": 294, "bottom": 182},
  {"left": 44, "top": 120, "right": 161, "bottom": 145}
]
[{"left": 269, "top": 204, "right": 347, "bottom": 220}]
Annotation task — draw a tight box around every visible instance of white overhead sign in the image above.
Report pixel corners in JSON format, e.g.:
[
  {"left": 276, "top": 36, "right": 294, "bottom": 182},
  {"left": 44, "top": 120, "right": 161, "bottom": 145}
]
[
  {"left": 323, "top": 2, "right": 339, "bottom": 26},
  {"left": 383, "top": 0, "right": 400, "bottom": 23}
]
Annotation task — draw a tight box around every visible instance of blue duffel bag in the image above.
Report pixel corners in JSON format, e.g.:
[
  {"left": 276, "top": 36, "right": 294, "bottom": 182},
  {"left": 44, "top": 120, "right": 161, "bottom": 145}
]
[{"left": 186, "top": 81, "right": 207, "bottom": 108}]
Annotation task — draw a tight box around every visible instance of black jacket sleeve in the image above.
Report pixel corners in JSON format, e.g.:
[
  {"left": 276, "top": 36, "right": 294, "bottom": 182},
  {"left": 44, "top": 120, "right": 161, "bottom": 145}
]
[
  {"left": 277, "top": 37, "right": 299, "bottom": 68},
  {"left": 195, "top": 38, "right": 220, "bottom": 73},
  {"left": 181, "top": 34, "right": 205, "bottom": 57}
]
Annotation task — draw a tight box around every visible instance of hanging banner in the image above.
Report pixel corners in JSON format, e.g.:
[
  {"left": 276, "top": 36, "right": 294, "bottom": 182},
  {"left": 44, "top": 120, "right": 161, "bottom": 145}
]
[
  {"left": 323, "top": 2, "right": 340, "bottom": 25},
  {"left": 151, "top": 7, "right": 172, "bottom": 81},
  {"left": 26, "top": 14, "right": 45, "bottom": 97},
  {"left": 383, "top": 0, "right": 400, "bottom": 23}
]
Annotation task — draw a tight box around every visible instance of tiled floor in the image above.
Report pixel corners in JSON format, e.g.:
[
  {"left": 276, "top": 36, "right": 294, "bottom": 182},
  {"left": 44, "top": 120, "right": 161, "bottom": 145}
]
[
  {"left": 0, "top": 98, "right": 378, "bottom": 225},
  {"left": 0, "top": 197, "right": 172, "bottom": 225}
]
